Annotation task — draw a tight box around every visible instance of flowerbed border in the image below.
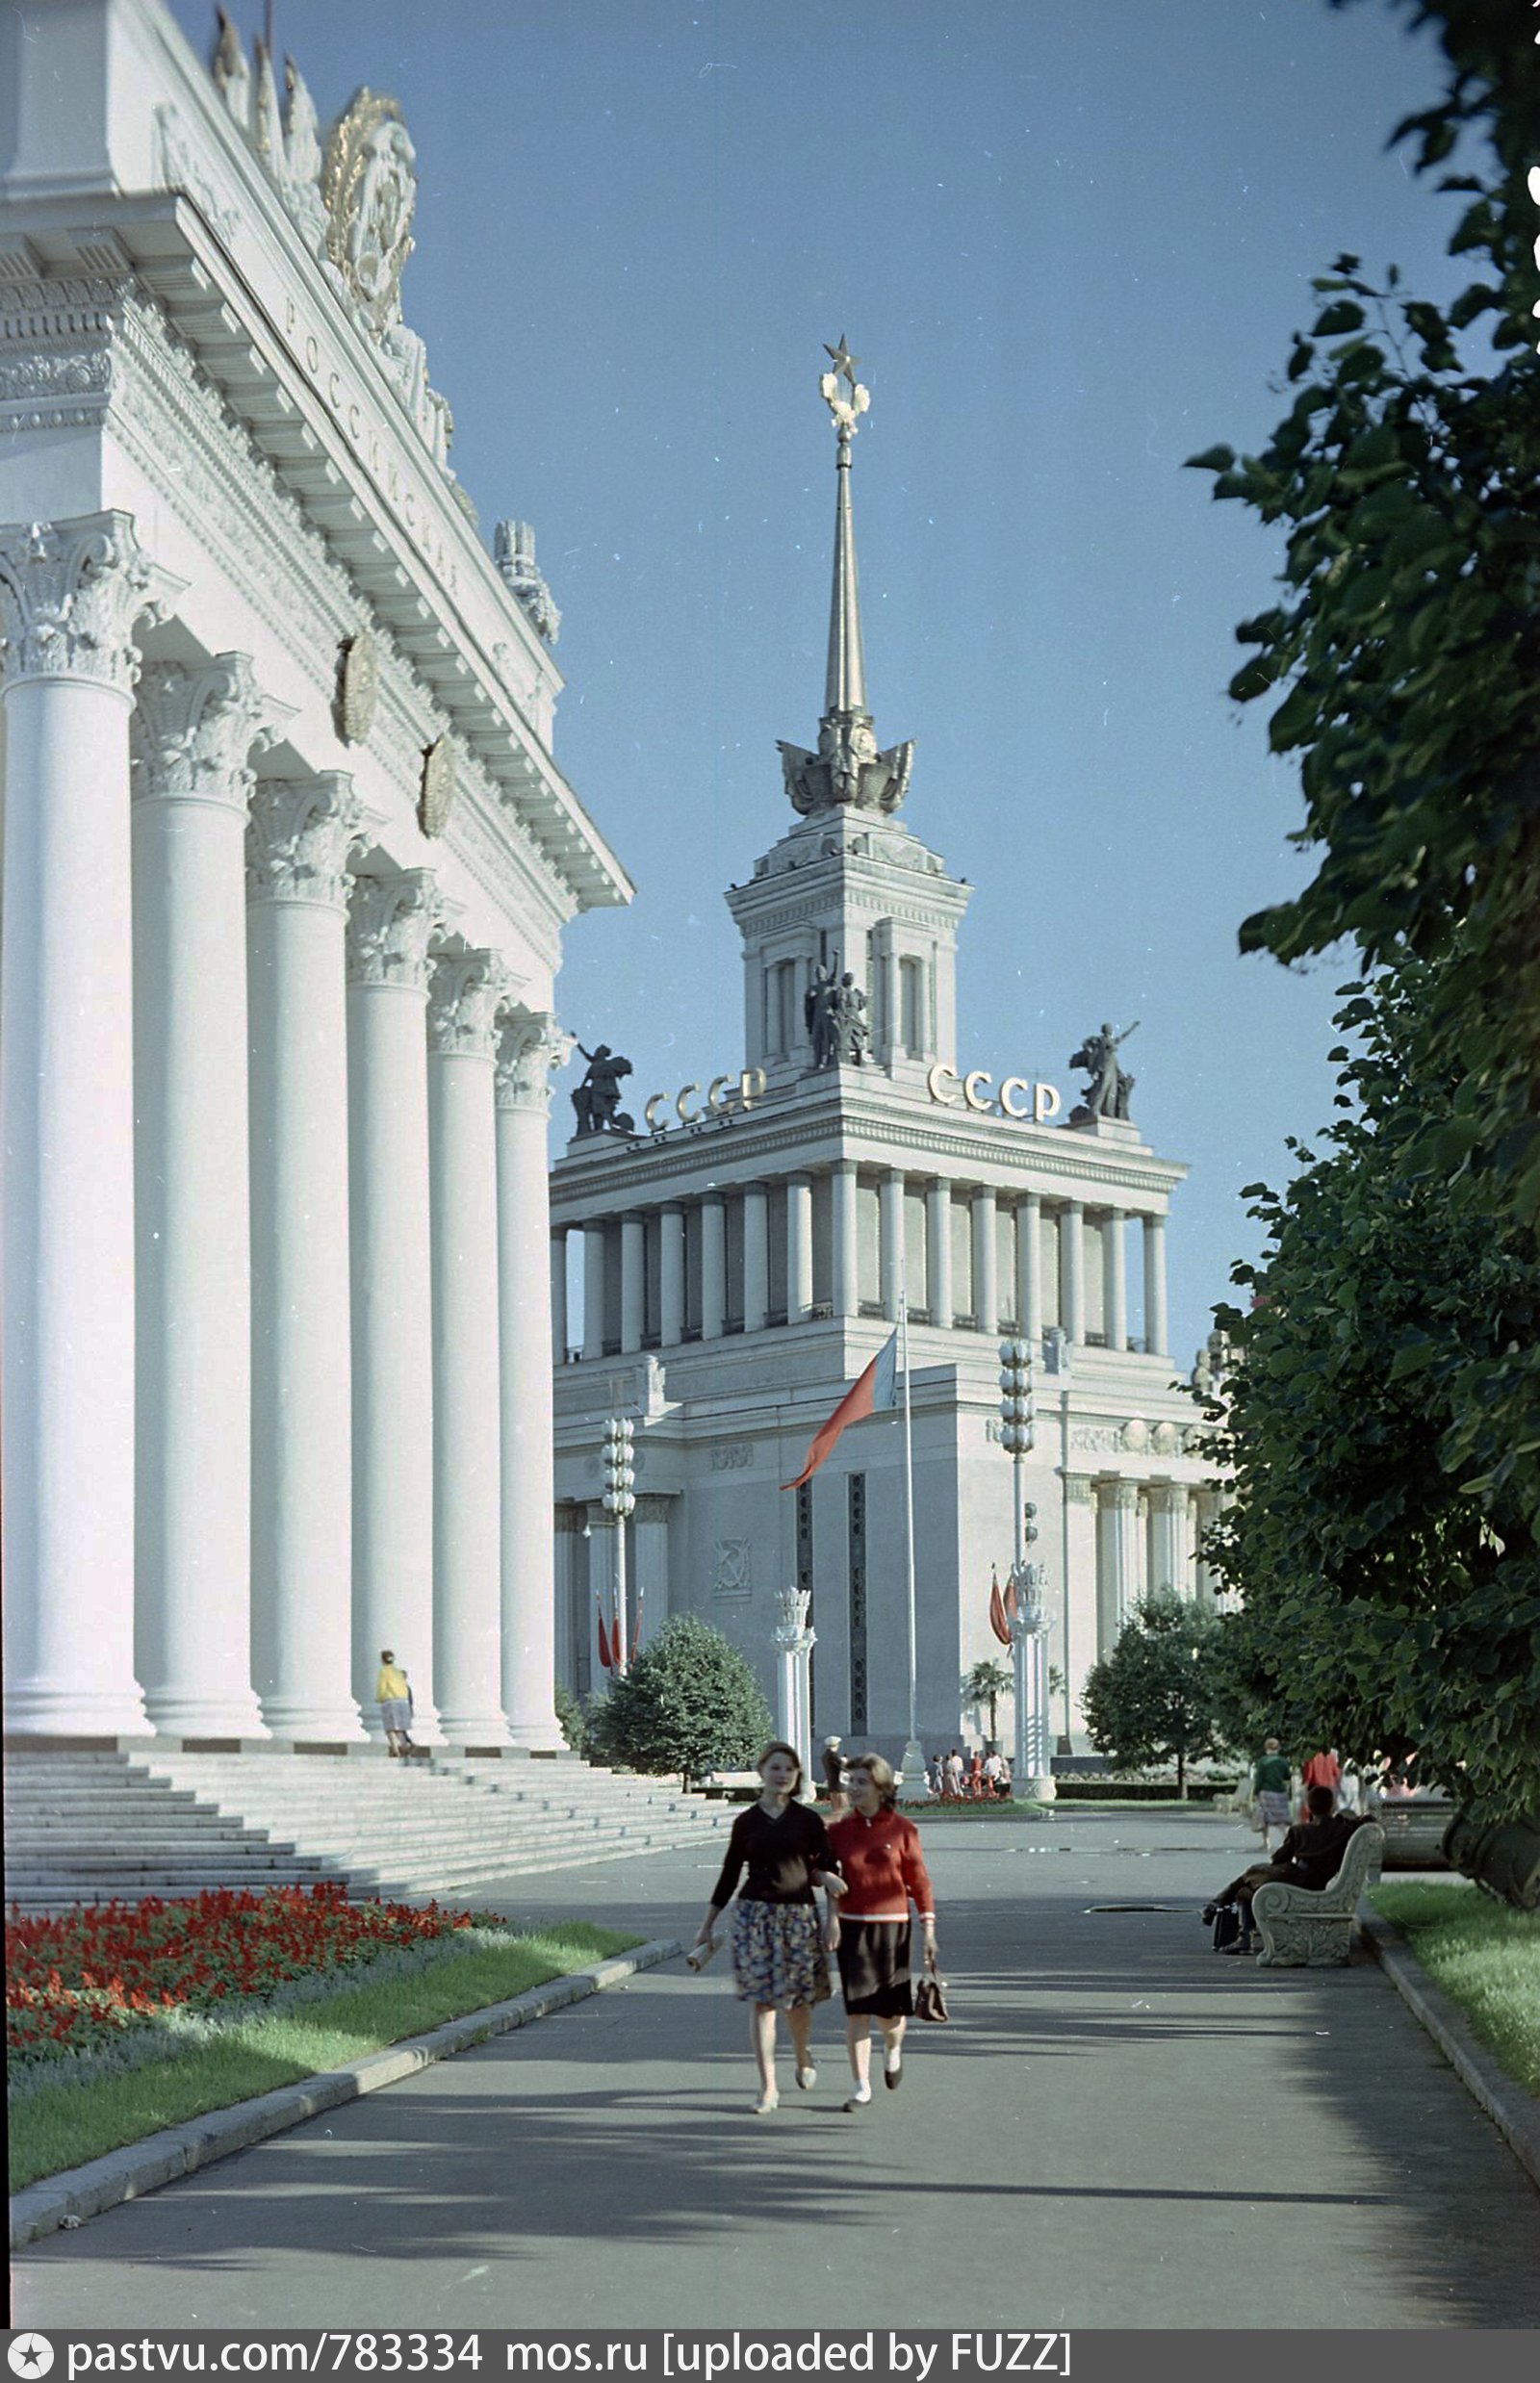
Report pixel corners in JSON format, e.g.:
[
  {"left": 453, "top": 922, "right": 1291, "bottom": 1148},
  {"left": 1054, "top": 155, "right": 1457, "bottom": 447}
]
[
  {"left": 10, "top": 1936, "right": 679, "bottom": 2251},
  {"left": 1356, "top": 1903, "right": 1540, "bottom": 2192}
]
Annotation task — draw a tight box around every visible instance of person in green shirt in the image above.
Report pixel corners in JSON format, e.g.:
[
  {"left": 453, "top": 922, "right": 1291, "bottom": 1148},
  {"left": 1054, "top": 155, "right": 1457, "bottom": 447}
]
[{"left": 1251, "top": 1737, "right": 1293, "bottom": 1853}]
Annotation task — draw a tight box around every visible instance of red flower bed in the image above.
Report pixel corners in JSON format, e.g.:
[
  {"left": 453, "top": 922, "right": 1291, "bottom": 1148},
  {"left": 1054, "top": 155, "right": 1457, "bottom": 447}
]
[{"left": 7, "top": 1883, "right": 473, "bottom": 2066}]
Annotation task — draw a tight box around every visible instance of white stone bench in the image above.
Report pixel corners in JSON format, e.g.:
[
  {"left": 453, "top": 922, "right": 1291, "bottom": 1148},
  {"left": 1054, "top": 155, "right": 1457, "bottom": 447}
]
[{"left": 1252, "top": 1823, "right": 1385, "bottom": 1966}]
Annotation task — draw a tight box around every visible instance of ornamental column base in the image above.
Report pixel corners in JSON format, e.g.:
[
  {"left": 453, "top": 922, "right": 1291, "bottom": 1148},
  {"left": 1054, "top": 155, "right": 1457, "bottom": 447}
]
[
  {"left": 435, "top": 1706, "right": 515, "bottom": 1750},
  {"left": 256, "top": 1694, "right": 369, "bottom": 1742},
  {"left": 3, "top": 1682, "right": 153, "bottom": 1737},
  {"left": 141, "top": 1688, "right": 270, "bottom": 1740}
]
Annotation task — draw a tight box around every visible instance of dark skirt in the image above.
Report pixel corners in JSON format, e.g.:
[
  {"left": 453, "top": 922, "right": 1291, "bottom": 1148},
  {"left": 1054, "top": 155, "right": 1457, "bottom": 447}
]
[{"left": 836, "top": 1916, "right": 913, "bottom": 2017}]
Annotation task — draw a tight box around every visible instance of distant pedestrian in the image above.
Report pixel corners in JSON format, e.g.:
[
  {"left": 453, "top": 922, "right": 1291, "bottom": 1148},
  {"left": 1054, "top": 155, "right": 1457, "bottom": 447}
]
[
  {"left": 944, "top": 1748, "right": 965, "bottom": 1800},
  {"left": 376, "top": 1649, "right": 414, "bottom": 1757},
  {"left": 1301, "top": 1749, "right": 1341, "bottom": 1818},
  {"left": 827, "top": 1754, "right": 938, "bottom": 2111},
  {"left": 690, "top": 1741, "right": 845, "bottom": 2114},
  {"left": 1250, "top": 1736, "right": 1291, "bottom": 1852},
  {"left": 966, "top": 1751, "right": 985, "bottom": 1801},
  {"left": 822, "top": 1736, "right": 849, "bottom": 1820}
]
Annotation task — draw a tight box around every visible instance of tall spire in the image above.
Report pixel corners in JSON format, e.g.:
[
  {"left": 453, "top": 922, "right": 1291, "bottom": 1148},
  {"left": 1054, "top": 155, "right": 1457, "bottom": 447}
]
[{"left": 778, "top": 340, "right": 913, "bottom": 819}]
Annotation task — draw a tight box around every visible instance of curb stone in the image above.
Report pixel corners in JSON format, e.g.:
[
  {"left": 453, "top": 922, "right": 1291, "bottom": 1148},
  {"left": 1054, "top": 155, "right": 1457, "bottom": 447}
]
[
  {"left": 1357, "top": 1903, "right": 1540, "bottom": 2194},
  {"left": 10, "top": 1935, "right": 680, "bottom": 2250}
]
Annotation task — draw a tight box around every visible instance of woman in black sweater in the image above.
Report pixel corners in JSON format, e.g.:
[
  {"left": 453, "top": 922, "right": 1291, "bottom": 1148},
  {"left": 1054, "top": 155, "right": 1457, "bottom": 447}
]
[{"left": 692, "top": 1741, "right": 846, "bottom": 2113}]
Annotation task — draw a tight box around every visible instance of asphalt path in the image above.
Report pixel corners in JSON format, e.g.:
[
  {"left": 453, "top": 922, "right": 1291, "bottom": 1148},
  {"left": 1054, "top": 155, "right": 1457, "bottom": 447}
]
[{"left": 13, "top": 1808, "right": 1540, "bottom": 2329}]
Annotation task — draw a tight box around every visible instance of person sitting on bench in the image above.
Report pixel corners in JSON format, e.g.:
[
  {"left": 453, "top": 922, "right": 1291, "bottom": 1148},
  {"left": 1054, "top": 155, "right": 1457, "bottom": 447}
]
[{"left": 1204, "top": 1785, "right": 1364, "bottom": 1955}]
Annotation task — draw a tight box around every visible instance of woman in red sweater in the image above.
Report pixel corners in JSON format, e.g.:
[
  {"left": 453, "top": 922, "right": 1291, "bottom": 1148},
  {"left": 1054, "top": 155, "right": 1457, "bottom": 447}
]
[{"left": 827, "top": 1753, "right": 937, "bottom": 2110}]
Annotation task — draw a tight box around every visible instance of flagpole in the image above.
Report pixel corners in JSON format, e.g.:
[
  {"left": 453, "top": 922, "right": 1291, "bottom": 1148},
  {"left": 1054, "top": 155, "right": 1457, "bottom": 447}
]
[{"left": 899, "top": 1213, "right": 928, "bottom": 1797}]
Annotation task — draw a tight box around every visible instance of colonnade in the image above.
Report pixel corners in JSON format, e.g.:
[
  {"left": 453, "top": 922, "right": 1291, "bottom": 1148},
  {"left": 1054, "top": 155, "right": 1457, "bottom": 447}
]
[
  {"left": 0, "top": 511, "right": 566, "bottom": 1747},
  {"left": 1092, "top": 1476, "right": 1212, "bottom": 1652},
  {"left": 553, "top": 1165, "right": 1169, "bottom": 1362}
]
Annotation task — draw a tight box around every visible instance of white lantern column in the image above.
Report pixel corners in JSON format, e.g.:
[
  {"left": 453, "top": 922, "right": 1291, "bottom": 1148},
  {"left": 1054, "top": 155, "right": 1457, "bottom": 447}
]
[
  {"left": 0, "top": 513, "right": 162, "bottom": 1735},
  {"left": 346, "top": 872, "right": 442, "bottom": 1742},
  {"left": 131, "top": 654, "right": 273, "bottom": 1736},
  {"left": 429, "top": 951, "right": 514, "bottom": 1745},
  {"left": 496, "top": 1010, "right": 571, "bottom": 1748},
  {"left": 773, "top": 1586, "right": 816, "bottom": 1776},
  {"left": 247, "top": 776, "right": 367, "bottom": 1739}
]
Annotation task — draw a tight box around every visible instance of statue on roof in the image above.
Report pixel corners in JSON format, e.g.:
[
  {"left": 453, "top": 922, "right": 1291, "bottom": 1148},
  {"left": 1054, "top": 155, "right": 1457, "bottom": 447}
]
[
  {"left": 1069, "top": 1020, "right": 1139, "bottom": 1121},
  {"left": 571, "top": 1043, "right": 635, "bottom": 1138}
]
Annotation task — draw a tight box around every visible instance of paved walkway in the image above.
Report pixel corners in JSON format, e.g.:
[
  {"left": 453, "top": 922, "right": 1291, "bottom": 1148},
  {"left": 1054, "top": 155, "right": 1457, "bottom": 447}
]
[{"left": 13, "top": 1809, "right": 1540, "bottom": 2329}]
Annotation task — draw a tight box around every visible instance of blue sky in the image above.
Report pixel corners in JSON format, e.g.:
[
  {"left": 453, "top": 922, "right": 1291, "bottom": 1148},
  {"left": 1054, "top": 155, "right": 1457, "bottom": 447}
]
[{"left": 175, "top": 0, "right": 1466, "bottom": 1364}]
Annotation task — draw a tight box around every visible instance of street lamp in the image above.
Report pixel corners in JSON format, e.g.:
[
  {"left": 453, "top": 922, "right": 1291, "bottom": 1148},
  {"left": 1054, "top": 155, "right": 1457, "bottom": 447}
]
[
  {"left": 601, "top": 1415, "right": 635, "bottom": 1670},
  {"left": 998, "top": 1339, "right": 1055, "bottom": 1801}
]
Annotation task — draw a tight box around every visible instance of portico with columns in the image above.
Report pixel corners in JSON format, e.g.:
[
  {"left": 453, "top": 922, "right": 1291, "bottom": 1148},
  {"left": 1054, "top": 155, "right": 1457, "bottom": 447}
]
[
  {"left": 552, "top": 345, "right": 1217, "bottom": 1760},
  {"left": 0, "top": 0, "right": 624, "bottom": 1754}
]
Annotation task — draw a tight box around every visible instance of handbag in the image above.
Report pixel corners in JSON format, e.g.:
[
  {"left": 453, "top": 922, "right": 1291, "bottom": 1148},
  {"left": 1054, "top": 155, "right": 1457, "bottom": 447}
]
[
  {"left": 1212, "top": 1904, "right": 1242, "bottom": 1952},
  {"left": 914, "top": 1949, "right": 950, "bottom": 2024}
]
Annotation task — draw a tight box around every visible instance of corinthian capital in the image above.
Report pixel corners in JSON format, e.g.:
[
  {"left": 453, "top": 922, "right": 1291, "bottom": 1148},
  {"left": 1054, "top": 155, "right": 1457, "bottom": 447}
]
[
  {"left": 346, "top": 870, "right": 439, "bottom": 990},
  {"left": 0, "top": 512, "right": 173, "bottom": 696},
  {"left": 246, "top": 773, "right": 364, "bottom": 910},
  {"left": 495, "top": 1007, "right": 574, "bottom": 1112},
  {"left": 427, "top": 949, "right": 513, "bottom": 1060},
  {"left": 132, "top": 653, "right": 274, "bottom": 809}
]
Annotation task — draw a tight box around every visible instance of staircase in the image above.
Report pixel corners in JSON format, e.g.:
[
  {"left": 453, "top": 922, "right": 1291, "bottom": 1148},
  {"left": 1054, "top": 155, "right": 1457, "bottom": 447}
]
[{"left": 3, "top": 1749, "right": 728, "bottom": 1914}]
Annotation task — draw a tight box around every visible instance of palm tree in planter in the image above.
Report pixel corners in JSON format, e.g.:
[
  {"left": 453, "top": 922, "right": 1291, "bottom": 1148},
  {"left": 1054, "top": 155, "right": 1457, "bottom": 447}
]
[{"left": 962, "top": 1658, "right": 1013, "bottom": 1753}]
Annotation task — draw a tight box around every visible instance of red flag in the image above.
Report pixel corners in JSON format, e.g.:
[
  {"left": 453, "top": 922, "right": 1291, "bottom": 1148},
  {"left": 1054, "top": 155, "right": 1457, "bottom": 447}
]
[
  {"left": 597, "top": 1609, "right": 613, "bottom": 1672},
  {"left": 988, "top": 1569, "right": 1011, "bottom": 1647},
  {"left": 1003, "top": 1576, "right": 1019, "bottom": 1624},
  {"left": 780, "top": 1332, "right": 900, "bottom": 1491}
]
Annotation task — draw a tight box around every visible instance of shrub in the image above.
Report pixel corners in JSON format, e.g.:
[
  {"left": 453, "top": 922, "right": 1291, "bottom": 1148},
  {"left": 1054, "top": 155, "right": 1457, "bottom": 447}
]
[{"left": 590, "top": 1615, "right": 772, "bottom": 1787}]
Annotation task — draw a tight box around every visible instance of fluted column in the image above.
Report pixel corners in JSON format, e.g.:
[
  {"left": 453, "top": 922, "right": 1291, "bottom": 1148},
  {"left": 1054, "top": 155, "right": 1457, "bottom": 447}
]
[
  {"left": 1016, "top": 1192, "right": 1042, "bottom": 1348},
  {"left": 551, "top": 1230, "right": 569, "bottom": 1362},
  {"left": 0, "top": 513, "right": 165, "bottom": 1733},
  {"left": 131, "top": 653, "right": 273, "bottom": 1736},
  {"left": 831, "top": 1159, "right": 859, "bottom": 1319},
  {"left": 880, "top": 1168, "right": 904, "bottom": 1322},
  {"left": 1103, "top": 1208, "right": 1127, "bottom": 1352},
  {"left": 971, "top": 1186, "right": 998, "bottom": 1336},
  {"left": 1147, "top": 1480, "right": 1190, "bottom": 1598},
  {"left": 742, "top": 1183, "right": 769, "bottom": 1333},
  {"left": 786, "top": 1174, "right": 813, "bottom": 1322},
  {"left": 927, "top": 1177, "right": 954, "bottom": 1329},
  {"left": 1061, "top": 1199, "right": 1086, "bottom": 1345},
  {"left": 346, "top": 871, "right": 441, "bottom": 1743},
  {"left": 1094, "top": 1486, "right": 1120, "bottom": 1660},
  {"left": 660, "top": 1204, "right": 685, "bottom": 1345},
  {"left": 633, "top": 1493, "right": 672, "bottom": 1641},
  {"left": 247, "top": 774, "right": 367, "bottom": 1737},
  {"left": 1142, "top": 1214, "right": 1168, "bottom": 1355},
  {"left": 620, "top": 1213, "right": 645, "bottom": 1353},
  {"left": 701, "top": 1194, "right": 727, "bottom": 1339},
  {"left": 582, "top": 1222, "right": 607, "bottom": 1361},
  {"left": 1110, "top": 1479, "right": 1141, "bottom": 1634},
  {"left": 497, "top": 1011, "right": 571, "bottom": 1748},
  {"left": 428, "top": 949, "right": 513, "bottom": 1745}
]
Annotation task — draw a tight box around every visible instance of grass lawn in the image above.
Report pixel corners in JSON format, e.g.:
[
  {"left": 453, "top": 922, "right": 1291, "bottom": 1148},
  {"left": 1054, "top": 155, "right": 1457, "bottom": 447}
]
[
  {"left": 1371, "top": 1881, "right": 1540, "bottom": 2097},
  {"left": 9, "top": 1920, "right": 637, "bottom": 2194}
]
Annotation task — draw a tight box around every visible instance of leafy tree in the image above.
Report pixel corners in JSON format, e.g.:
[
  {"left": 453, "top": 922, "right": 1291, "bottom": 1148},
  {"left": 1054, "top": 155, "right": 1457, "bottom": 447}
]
[
  {"left": 1202, "top": 955, "right": 1540, "bottom": 1820},
  {"left": 962, "top": 1658, "right": 1013, "bottom": 1747},
  {"left": 1188, "top": 1, "right": 1540, "bottom": 1544},
  {"left": 553, "top": 1680, "right": 590, "bottom": 1757},
  {"left": 1081, "top": 1591, "right": 1227, "bottom": 1797},
  {"left": 590, "top": 1615, "right": 772, "bottom": 1788}
]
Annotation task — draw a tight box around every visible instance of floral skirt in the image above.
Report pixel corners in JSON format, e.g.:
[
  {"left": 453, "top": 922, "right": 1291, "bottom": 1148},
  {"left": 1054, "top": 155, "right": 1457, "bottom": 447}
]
[{"left": 731, "top": 1898, "right": 833, "bottom": 2008}]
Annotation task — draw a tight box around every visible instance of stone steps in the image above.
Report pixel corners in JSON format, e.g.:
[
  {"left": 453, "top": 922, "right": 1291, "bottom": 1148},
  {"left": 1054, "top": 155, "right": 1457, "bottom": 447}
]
[{"left": 4, "top": 1747, "right": 727, "bottom": 1912}]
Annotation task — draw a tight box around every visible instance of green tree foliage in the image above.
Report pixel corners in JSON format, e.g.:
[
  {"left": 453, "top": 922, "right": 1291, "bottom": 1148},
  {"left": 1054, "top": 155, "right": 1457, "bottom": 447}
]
[
  {"left": 553, "top": 1681, "right": 590, "bottom": 1756},
  {"left": 962, "top": 1658, "right": 1013, "bottom": 1746},
  {"left": 1202, "top": 956, "right": 1540, "bottom": 1820},
  {"left": 1188, "top": 2, "right": 1540, "bottom": 1546},
  {"left": 590, "top": 1615, "right": 772, "bottom": 1787},
  {"left": 1081, "top": 1591, "right": 1227, "bottom": 1797}
]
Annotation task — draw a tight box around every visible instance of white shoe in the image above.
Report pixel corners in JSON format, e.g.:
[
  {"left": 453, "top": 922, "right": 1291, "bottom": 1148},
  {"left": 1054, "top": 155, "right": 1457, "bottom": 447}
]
[
  {"left": 795, "top": 2063, "right": 817, "bottom": 2090},
  {"left": 842, "top": 2082, "right": 872, "bottom": 2111},
  {"left": 753, "top": 2087, "right": 780, "bottom": 2114}
]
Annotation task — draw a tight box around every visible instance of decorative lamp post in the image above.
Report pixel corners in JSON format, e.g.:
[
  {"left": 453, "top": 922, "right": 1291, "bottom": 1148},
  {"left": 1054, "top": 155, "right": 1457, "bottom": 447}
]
[
  {"left": 772, "top": 1585, "right": 816, "bottom": 1777},
  {"left": 601, "top": 1416, "right": 635, "bottom": 1670},
  {"left": 998, "top": 1338, "right": 1055, "bottom": 1800}
]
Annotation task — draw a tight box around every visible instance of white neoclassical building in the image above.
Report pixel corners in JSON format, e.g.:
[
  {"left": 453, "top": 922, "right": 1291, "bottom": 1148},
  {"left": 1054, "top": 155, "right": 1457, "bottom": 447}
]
[
  {"left": 0, "top": 0, "right": 627, "bottom": 1753},
  {"left": 551, "top": 353, "right": 1220, "bottom": 1762}
]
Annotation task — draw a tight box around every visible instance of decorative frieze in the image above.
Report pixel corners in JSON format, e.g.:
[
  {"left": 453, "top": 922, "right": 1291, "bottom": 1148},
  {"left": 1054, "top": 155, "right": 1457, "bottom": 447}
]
[
  {"left": 0, "top": 512, "right": 163, "bottom": 695},
  {"left": 247, "top": 774, "right": 364, "bottom": 910},
  {"left": 132, "top": 654, "right": 274, "bottom": 809},
  {"left": 426, "top": 949, "right": 512, "bottom": 1060},
  {"left": 346, "top": 870, "right": 438, "bottom": 990}
]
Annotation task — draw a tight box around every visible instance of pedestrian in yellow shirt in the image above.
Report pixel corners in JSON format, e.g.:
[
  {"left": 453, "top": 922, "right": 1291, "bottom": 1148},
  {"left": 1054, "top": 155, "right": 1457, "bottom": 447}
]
[{"left": 375, "top": 1650, "right": 415, "bottom": 1757}]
